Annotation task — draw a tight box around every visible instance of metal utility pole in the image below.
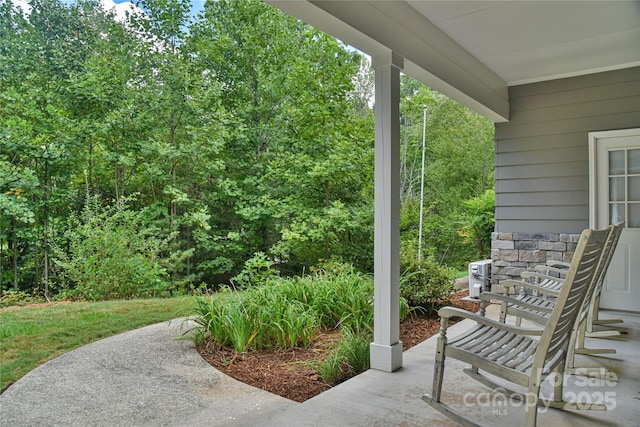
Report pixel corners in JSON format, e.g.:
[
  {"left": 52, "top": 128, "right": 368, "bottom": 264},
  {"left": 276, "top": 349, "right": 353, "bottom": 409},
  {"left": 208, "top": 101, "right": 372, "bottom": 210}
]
[{"left": 418, "top": 106, "right": 426, "bottom": 263}]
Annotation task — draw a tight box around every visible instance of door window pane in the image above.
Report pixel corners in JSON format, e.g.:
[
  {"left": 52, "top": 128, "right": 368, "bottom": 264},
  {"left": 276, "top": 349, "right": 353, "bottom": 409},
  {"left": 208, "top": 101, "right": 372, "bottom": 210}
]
[
  {"left": 609, "top": 150, "right": 625, "bottom": 175},
  {"left": 610, "top": 203, "right": 625, "bottom": 224},
  {"left": 630, "top": 176, "right": 640, "bottom": 201},
  {"left": 605, "top": 145, "right": 639, "bottom": 226},
  {"left": 629, "top": 203, "right": 640, "bottom": 228},
  {"left": 629, "top": 149, "right": 640, "bottom": 174},
  {"left": 609, "top": 177, "right": 625, "bottom": 201}
]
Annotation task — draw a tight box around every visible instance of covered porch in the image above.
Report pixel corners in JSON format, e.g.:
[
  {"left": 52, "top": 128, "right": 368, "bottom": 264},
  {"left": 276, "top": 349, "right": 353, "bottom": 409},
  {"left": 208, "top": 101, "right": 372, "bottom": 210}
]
[
  {"left": 265, "top": 0, "right": 640, "bottom": 372},
  {"left": 263, "top": 304, "right": 640, "bottom": 426},
  {"left": 260, "top": 1, "right": 639, "bottom": 424}
]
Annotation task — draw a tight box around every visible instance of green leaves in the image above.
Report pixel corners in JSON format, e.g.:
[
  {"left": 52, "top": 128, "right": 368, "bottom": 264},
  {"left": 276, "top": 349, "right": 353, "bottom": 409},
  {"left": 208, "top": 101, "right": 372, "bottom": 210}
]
[
  {"left": 137, "top": 0, "right": 191, "bottom": 47},
  {"left": 0, "top": 159, "right": 38, "bottom": 224},
  {"left": 52, "top": 196, "right": 172, "bottom": 300},
  {"left": 399, "top": 258, "right": 455, "bottom": 315},
  {"left": 1, "top": 0, "right": 493, "bottom": 296},
  {"left": 399, "top": 80, "right": 494, "bottom": 268},
  {"left": 458, "top": 189, "right": 495, "bottom": 259},
  {"left": 190, "top": 264, "right": 389, "bottom": 352},
  {"left": 231, "top": 252, "right": 278, "bottom": 288}
]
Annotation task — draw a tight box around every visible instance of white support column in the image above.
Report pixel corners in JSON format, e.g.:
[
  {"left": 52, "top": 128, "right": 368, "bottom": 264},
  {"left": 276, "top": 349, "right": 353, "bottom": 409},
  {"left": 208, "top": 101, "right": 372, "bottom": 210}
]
[{"left": 370, "top": 51, "right": 403, "bottom": 372}]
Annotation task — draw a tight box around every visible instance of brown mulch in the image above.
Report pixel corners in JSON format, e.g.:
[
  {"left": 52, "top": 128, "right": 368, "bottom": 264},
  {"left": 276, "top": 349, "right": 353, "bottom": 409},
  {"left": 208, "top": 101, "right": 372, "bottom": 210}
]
[{"left": 198, "top": 290, "right": 480, "bottom": 403}]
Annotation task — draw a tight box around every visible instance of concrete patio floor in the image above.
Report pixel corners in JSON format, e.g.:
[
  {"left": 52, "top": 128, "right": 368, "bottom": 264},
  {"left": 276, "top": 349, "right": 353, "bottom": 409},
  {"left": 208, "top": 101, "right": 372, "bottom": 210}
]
[
  {"left": 265, "top": 305, "right": 639, "bottom": 427},
  {"left": 1, "top": 304, "right": 637, "bottom": 426}
]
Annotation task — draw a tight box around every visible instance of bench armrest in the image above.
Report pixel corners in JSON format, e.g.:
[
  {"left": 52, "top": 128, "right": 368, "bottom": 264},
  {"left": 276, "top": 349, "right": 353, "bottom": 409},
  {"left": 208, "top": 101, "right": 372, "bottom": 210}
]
[
  {"left": 501, "top": 278, "right": 560, "bottom": 295},
  {"left": 533, "top": 265, "right": 568, "bottom": 277},
  {"left": 438, "top": 306, "right": 544, "bottom": 336},
  {"left": 479, "top": 291, "right": 553, "bottom": 313}
]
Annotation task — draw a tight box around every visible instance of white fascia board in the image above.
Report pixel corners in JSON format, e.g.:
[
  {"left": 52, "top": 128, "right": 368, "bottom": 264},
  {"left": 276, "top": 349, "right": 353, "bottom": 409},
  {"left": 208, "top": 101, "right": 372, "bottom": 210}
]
[
  {"left": 266, "top": 0, "right": 510, "bottom": 122},
  {"left": 404, "top": 61, "right": 509, "bottom": 123},
  {"left": 265, "top": 0, "right": 389, "bottom": 55}
]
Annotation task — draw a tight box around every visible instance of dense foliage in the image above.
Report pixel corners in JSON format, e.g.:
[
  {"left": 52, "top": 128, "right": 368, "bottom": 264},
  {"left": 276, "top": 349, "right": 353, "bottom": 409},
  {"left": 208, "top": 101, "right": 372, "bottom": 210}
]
[
  {"left": 400, "top": 258, "right": 455, "bottom": 308},
  {"left": 189, "top": 263, "right": 409, "bottom": 384},
  {"left": 1, "top": 0, "right": 494, "bottom": 299}
]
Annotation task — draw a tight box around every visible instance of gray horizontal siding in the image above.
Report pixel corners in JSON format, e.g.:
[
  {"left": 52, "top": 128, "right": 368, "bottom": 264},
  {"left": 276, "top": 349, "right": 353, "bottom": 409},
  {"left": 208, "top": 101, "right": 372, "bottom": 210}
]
[
  {"left": 509, "top": 97, "right": 639, "bottom": 125},
  {"left": 495, "top": 206, "right": 588, "bottom": 221},
  {"left": 507, "top": 66, "right": 639, "bottom": 97},
  {"left": 494, "top": 66, "right": 640, "bottom": 233},
  {"left": 498, "top": 191, "right": 588, "bottom": 206},
  {"left": 496, "top": 176, "right": 587, "bottom": 192},
  {"left": 496, "top": 146, "right": 588, "bottom": 166},
  {"left": 496, "top": 133, "right": 585, "bottom": 153},
  {"left": 497, "top": 161, "right": 586, "bottom": 179},
  {"left": 495, "top": 112, "right": 639, "bottom": 140},
  {"left": 510, "top": 81, "right": 639, "bottom": 111}
]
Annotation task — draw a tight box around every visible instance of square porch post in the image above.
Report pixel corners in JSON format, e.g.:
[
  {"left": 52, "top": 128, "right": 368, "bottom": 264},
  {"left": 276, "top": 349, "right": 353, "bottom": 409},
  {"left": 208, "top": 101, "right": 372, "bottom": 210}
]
[{"left": 370, "top": 51, "right": 403, "bottom": 372}]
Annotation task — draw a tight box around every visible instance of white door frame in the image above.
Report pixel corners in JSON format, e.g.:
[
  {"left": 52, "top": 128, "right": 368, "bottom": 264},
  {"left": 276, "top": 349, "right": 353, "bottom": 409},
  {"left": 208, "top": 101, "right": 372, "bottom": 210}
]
[{"left": 588, "top": 127, "right": 640, "bottom": 311}]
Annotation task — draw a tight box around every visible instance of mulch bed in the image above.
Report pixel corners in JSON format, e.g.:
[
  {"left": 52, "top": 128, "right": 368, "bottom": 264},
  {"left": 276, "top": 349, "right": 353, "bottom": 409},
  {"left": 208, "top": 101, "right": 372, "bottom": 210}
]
[{"left": 198, "top": 290, "right": 480, "bottom": 402}]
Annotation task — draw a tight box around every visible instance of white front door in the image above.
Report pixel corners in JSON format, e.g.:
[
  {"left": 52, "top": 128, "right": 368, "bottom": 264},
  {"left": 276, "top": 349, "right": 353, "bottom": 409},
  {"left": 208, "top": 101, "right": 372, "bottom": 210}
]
[{"left": 590, "top": 128, "right": 640, "bottom": 312}]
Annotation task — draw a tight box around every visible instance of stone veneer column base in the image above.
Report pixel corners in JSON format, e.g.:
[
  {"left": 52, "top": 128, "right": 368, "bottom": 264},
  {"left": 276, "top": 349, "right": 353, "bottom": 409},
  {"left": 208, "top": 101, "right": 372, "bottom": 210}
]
[{"left": 490, "top": 231, "right": 581, "bottom": 293}]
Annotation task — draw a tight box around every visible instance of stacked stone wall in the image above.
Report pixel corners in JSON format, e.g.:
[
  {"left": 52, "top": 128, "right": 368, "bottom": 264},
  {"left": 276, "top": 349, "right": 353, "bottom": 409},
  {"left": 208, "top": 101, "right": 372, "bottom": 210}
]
[{"left": 490, "top": 232, "right": 581, "bottom": 294}]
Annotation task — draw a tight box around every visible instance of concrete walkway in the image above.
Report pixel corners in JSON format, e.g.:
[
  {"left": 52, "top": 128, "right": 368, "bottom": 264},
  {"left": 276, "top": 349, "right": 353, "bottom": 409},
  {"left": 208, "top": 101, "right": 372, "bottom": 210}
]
[
  {"left": 0, "top": 320, "right": 295, "bottom": 426},
  {"left": 1, "top": 307, "right": 638, "bottom": 426}
]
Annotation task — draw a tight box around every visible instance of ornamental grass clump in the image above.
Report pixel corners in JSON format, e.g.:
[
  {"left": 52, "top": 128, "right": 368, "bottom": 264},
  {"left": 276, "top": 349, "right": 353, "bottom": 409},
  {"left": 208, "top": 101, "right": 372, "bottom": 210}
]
[
  {"left": 188, "top": 263, "right": 410, "bottom": 380},
  {"left": 191, "top": 292, "right": 260, "bottom": 352}
]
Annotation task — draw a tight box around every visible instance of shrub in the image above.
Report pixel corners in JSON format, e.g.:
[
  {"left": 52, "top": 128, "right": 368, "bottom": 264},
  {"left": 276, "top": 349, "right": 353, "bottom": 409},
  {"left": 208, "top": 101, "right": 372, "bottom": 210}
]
[
  {"left": 230, "top": 252, "right": 278, "bottom": 288},
  {"left": 52, "top": 196, "right": 172, "bottom": 300},
  {"left": 400, "top": 257, "right": 455, "bottom": 315},
  {"left": 188, "top": 262, "right": 413, "bottom": 390},
  {"left": 458, "top": 189, "right": 495, "bottom": 259},
  {"left": 338, "top": 326, "right": 371, "bottom": 374},
  {"left": 308, "top": 349, "right": 344, "bottom": 385},
  {"left": 306, "top": 326, "right": 372, "bottom": 386},
  {"left": 0, "top": 289, "right": 44, "bottom": 308},
  {"left": 189, "top": 263, "right": 409, "bottom": 354}
]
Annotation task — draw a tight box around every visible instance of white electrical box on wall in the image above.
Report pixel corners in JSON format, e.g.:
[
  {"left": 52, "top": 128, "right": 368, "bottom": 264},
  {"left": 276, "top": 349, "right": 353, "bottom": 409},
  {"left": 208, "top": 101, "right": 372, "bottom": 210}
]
[{"left": 467, "top": 259, "right": 492, "bottom": 299}]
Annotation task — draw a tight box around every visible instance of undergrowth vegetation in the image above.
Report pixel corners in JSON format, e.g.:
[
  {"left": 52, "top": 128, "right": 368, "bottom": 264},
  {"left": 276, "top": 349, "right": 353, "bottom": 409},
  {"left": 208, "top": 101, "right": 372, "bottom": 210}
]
[
  {"left": 188, "top": 263, "right": 412, "bottom": 384},
  {"left": 400, "top": 257, "right": 456, "bottom": 316}
]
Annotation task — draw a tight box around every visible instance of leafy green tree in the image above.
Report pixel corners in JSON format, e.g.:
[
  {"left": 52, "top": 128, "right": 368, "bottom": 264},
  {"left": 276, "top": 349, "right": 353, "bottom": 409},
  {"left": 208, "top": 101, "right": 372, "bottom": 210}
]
[
  {"left": 63, "top": 2, "right": 142, "bottom": 202},
  {"left": 121, "top": 0, "right": 231, "bottom": 286},
  {"left": 192, "top": 0, "right": 374, "bottom": 275},
  {"left": 0, "top": 0, "right": 494, "bottom": 297},
  {"left": 399, "top": 79, "right": 494, "bottom": 268},
  {"left": 458, "top": 189, "right": 495, "bottom": 259},
  {"left": 0, "top": 0, "right": 83, "bottom": 295}
]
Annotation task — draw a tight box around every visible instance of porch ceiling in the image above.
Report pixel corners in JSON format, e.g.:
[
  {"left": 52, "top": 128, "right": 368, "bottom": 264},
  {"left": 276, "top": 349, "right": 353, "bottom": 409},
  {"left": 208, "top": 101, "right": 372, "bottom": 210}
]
[{"left": 265, "top": 0, "right": 640, "bottom": 123}]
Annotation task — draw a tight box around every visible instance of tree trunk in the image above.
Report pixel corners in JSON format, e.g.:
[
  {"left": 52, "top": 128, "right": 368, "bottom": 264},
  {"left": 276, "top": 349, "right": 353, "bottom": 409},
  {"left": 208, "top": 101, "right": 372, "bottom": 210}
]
[
  {"left": 34, "top": 233, "right": 40, "bottom": 291},
  {"left": 0, "top": 220, "right": 4, "bottom": 290},
  {"left": 324, "top": 179, "right": 330, "bottom": 259},
  {"left": 88, "top": 135, "right": 94, "bottom": 196},
  {"left": 170, "top": 118, "right": 178, "bottom": 232},
  {"left": 43, "top": 160, "right": 50, "bottom": 301},
  {"left": 12, "top": 217, "right": 18, "bottom": 291},
  {"left": 43, "top": 214, "right": 49, "bottom": 301}
]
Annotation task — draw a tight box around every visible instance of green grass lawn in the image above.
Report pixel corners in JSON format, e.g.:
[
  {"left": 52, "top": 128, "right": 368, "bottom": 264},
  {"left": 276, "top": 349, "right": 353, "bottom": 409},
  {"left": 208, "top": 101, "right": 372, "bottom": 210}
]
[{"left": 0, "top": 297, "right": 195, "bottom": 392}]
